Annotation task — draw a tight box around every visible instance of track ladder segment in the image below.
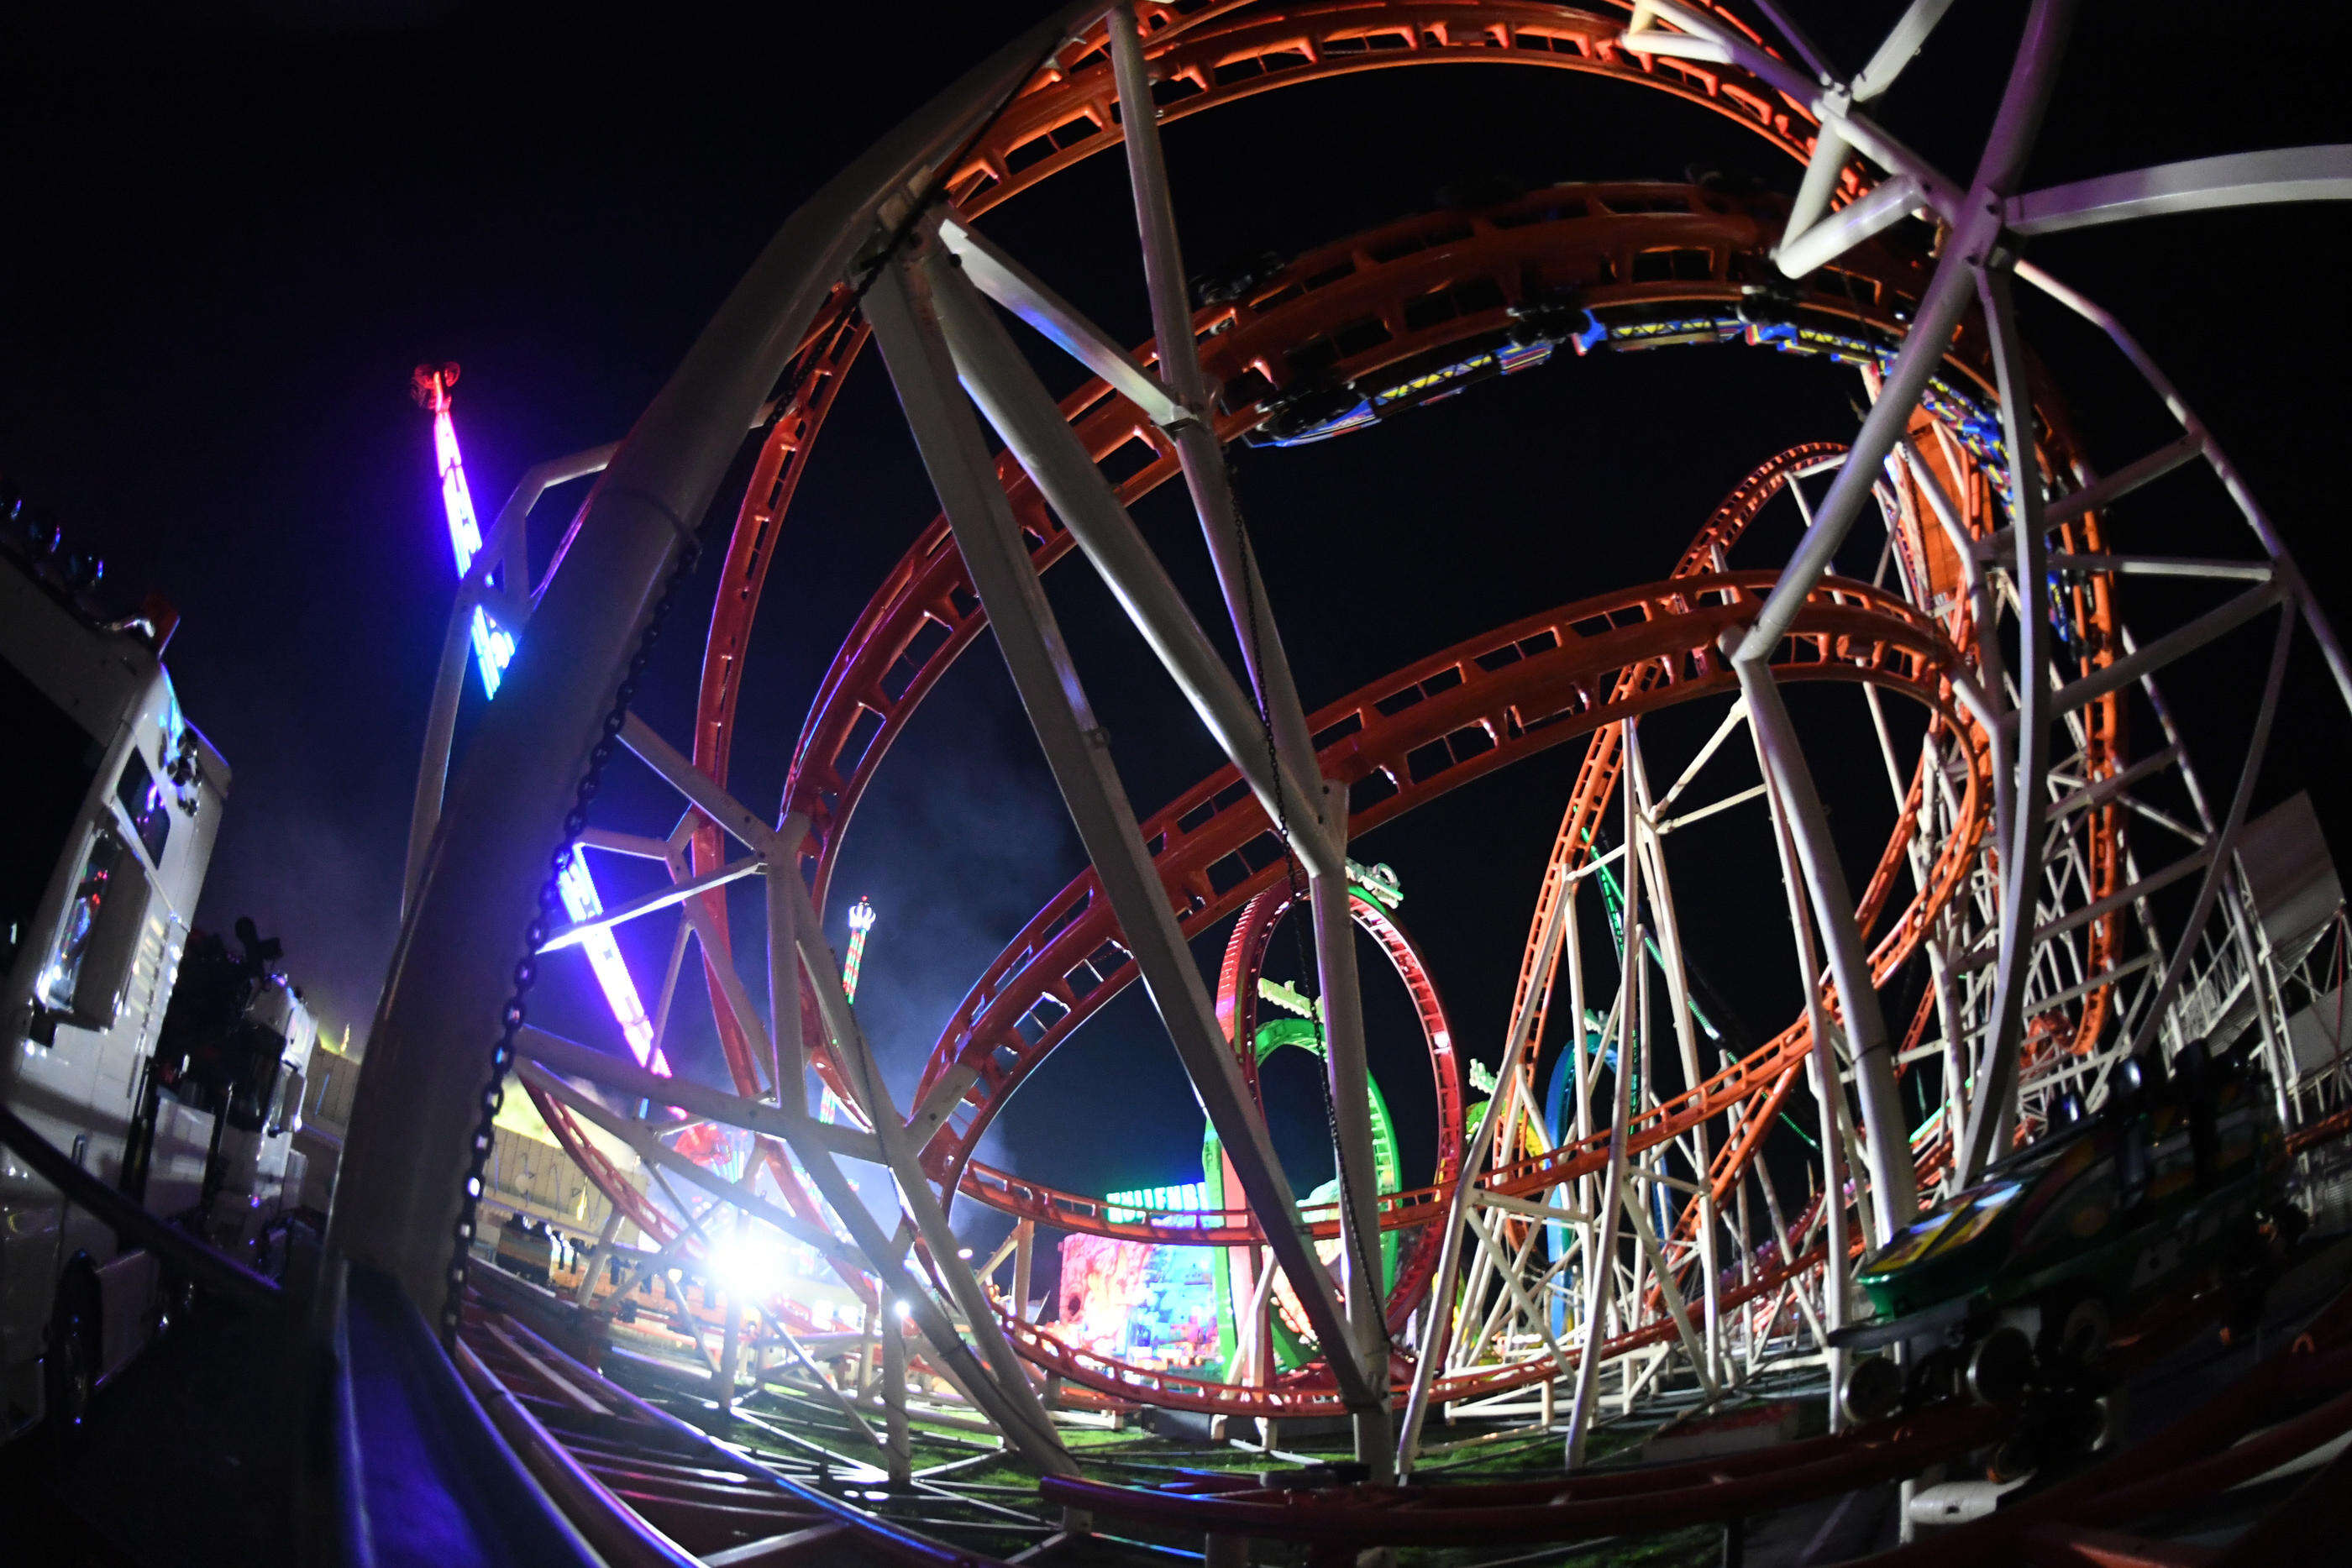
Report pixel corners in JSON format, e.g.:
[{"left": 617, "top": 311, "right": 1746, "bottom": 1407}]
[
  {"left": 459, "top": 1303, "right": 1013, "bottom": 1567},
  {"left": 1039, "top": 1263, "right": 2352, "bottom": 1556}
]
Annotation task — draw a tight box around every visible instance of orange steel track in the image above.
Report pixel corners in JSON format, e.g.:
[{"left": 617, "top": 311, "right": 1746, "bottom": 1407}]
[
  {"left": 524, "top": 2, "right": 2134, "bottom": 1413},
  {"left": 909, "top": 572, "right": 1994, "bottom": 1416}
]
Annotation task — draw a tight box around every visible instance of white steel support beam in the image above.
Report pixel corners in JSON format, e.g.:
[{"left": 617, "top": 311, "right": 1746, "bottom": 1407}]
[
  {"left": 1850, "top": 0, "right": 1960, "bottom": 101},
  {"left": 2036, "top": 433, "right": 2204, "bottom": 533},
  {"left": 1105, "top": 1, "right": 1326, "bottom": 815},
  {"left": 1625, "top": 725, "right": 1720, "bottom": 1383},
  {"left": 921, "top": 245, "right": 1341, "bottom": 880},
  {"left": 1107, "top": 19, "right": 1392, "bottom": 1471},
  {"left": 2009, "top": 145, "right": 2352, "bottom": 236},
  {"left": 779, "top": 1097, "right": 1071, "bottom": 1472},
  {"left": 538, "top": 854, "right": 765, "bottom": 953},
  {"left": 862, "top": 251, "right": 1378, "bottom": 1413},
  {"left": 514, "top": 1061, "right": 853, "bottom": 1277},
  {"left": 927, "top": 230, "right": 1392, "bottom": 1465},
  {"left": 2051, "top": 578, "right": 2283, "bottom": 719},
  {"left": 1734, "top": 652, "right": 1917, "bottom": 1240},
  {"left": 1757, "top": 751, "right": 1853, "bottom": 1423},
  {"left": 879, "top": 1311, "right": 913, "bottom": 1487},
  {"left": 1731, "top": 0, "right": 2076, "bottom": 666},
  {"left": 517, "top": 1025, "right": 877, "bottom": 1164},
  {"left": 1775, "top": 174, "right": 1924, "bottom": 280},
  {"left": 2015, "top": 257, "right": 2352, "bottom": 718},
  {"left": 1957, "top": 264, "right": 2058, "bottom": 1186},
  {"left": 1564, "top": 772, "right": 1645, "bottom": 1469},
  {"left": 618, "top": 713, "right": 780, "bottom": 855},
  {"left": 759, "top": 815, "right": 1065, "bottom": 1462},
  {"left": 1308, "top": 801, "right": 1396, "bottom": 1477},
  {"left": 2121, "top": 605, "right": 2298, "bottom": 1062},
  {"left": 932, "top": 215, "right": 1188, "bottom": 430}
]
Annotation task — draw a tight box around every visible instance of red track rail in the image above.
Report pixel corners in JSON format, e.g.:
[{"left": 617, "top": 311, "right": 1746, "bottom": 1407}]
[
  {"left": 1042, "top": 1277, "right": 2352, "bottom": 1543},
  {"left": 530, "top": 0, "right": 2132, "bottom": 1425}
]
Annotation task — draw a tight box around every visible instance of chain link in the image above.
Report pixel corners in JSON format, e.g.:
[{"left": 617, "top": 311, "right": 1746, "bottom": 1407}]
[{"left": 439, "top": 536, "right": 704, "bottom": 1346}]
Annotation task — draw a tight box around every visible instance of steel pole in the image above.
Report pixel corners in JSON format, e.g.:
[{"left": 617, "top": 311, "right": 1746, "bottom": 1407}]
[
  {"left": 1310, "top": 811, "right": 1396, "bottom": 1479},
  {"left": 1956, "top": 264, "right": 2057, "bottom": 1184},
  {"left": 862, "top": 250, "right": 1377, "bottom": 1412},
  {"left": 1735, "top": 650, "right": 1918, "bottom": 1239}
]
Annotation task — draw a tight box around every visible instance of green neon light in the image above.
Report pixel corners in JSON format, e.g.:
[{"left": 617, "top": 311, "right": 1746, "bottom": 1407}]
[{"left": 1202, "top": 1016, "right": 1400, "bottom": 1377}]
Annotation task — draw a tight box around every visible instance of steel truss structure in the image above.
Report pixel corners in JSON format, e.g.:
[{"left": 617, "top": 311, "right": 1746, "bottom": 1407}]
[{"left": 334, "top": 0, "right": 2352, "bottom": 1552}]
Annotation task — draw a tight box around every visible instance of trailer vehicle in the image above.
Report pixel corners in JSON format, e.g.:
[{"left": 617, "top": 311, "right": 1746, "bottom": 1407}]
[
  {"left": 0, "top": 496, "right": 270, "bottom": 1440},
  {"left": 139, "top": 917, "right": 319, "bottom": 1266},
  {"left": 493, "top": 1213, "right": 555, "bottom": 1287},
  {"left": 1833, "top": 1040, "right": 2294, "bottom": 1426}
]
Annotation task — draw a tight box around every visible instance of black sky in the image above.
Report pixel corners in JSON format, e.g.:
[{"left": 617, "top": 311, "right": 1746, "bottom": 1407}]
[{"left": 6, "top": 2, "right": 2349, "bottom": 1222}]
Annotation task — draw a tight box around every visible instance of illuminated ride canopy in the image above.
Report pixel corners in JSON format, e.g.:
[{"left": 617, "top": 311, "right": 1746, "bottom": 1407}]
[{"left": 376, "top": 0, "right": 2352, "bottom": 1476}]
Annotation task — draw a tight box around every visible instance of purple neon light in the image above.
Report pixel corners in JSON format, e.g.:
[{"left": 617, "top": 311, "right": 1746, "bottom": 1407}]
[
  {"left": 430, "top": 407, "right": 517, "bottom": 698},
  {"left": 428, "top": 395, "right": 664, "bottom": 1074}
]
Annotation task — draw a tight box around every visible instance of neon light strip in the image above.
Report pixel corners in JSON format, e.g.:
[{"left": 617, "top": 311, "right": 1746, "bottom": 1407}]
[
  {"left": 429, "top": 395, "right": 664, "bottom": 1074},
  {"left": 430, "top": 407, "right": 517, "bottom": 698},
  {"left": 559, "top": 855, "right": 668, "bottom": 1076},
  {"left": 842, "top": 926, "right": 869, "bottom": 1004}
]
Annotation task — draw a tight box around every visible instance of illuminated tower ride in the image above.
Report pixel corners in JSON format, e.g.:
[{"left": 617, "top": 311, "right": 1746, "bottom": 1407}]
[
  {"left": 407, "top": 363, "right": 664, "bottom": 1075},
  {"left": 330, "top": 6, "right": 2352, "bottom": 1561},
  {"left": 842, "top": 895, "right": 876, "bottom": 1004}
]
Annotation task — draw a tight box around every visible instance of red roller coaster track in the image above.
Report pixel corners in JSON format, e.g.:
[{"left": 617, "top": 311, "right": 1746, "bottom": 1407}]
[{"left": 517, "top": 0, "right": 2167, "bottom": 1436}]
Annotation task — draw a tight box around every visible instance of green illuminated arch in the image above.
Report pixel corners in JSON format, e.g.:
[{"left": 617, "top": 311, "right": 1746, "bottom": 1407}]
[{"left": 1201, "top": 1016, "right": 1400, "bottom": 1377}]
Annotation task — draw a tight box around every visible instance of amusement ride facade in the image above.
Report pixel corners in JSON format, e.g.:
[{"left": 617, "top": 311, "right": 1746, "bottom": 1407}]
[{"left": 326, "top": 1, "right": 2352, "bottom": 1560}]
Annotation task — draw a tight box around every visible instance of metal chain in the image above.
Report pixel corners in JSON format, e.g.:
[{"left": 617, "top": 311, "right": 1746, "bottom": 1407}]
[
  {"left": 1224, "top": 459, "right": 1389, "bottom": 1373},
  {"left": 439, "top": 535, "right": 704, "bottom": 1346},
  {"left": 438, "top": 27, "right": 1113, "bottom": 1347}
]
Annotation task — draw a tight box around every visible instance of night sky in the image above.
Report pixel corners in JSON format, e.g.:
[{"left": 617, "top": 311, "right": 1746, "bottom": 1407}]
[{"left": 7, "top": 3, "right": 2349, "bottom": 1236}]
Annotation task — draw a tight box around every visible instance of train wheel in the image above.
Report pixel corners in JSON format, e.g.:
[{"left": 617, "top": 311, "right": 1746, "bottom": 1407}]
[
  {"left": 1840, "top": 1354, "right": 1905, "bottom": 1425},
  {"left": 1987, "top": 1430, "right": 2040, "bottom": 1484},
  {"left": 2043, "top": 1294, "right": 2111, "bottom": 1371},
  {"left": 1966, "top": 1328, "right": 2034, "bottom": 1406}
]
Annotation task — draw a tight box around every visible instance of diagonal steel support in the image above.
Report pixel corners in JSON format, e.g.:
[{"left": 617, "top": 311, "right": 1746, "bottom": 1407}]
[
  {"left": 1732, "top": 0, "right": 2076, "bottom": 665},
  {"left": 1734, "top": 649, "right": 1917, "bottom": 1240},
  {"left": 2121, "top": 604, "right": 2299, "bottom": 1062},
  {"left": 921, "top": 245, "right": 1341, "bottom": 880},
  {"left": 1956, "top": 264, "right": 2057, "bottom": 1185},
  {"left": 1107, "top": 6, "right": 1392, "bottom": 1470},
  {"left": 761, "top": 815, "right": 1069, "bottom": 1468},
  {"left": 1308, "top": 788, "right": 1396, "bottom": 1475},
  {"left": 863, "top": 249, "right": 1378, "bottom": 1413}
]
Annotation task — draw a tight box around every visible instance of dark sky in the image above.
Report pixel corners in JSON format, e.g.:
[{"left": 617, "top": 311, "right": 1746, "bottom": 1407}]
[{"left": 7, "top": 2, "right": 2349, "bottom": 1229}]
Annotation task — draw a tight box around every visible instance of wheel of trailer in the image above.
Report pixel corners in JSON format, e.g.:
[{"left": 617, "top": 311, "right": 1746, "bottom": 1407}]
[{"left": 43, "top": 1263, "right": 100, "bottom": 1453}]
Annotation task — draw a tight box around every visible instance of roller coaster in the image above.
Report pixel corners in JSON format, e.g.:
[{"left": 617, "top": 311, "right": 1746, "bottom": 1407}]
[{"left": 324, "top": 2, "right": 2352, "bottom": 1563}]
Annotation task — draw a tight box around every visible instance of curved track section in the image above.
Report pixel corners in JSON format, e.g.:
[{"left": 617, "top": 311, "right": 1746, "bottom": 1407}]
[{"left": 423, "top": 1, "right": 2352, "bottom": 1545}]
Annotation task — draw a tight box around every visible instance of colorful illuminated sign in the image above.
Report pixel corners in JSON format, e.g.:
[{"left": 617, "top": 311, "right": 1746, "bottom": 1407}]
[{"left": 1053, "top": 1233, "right": 1218, "bottom": 1371}]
